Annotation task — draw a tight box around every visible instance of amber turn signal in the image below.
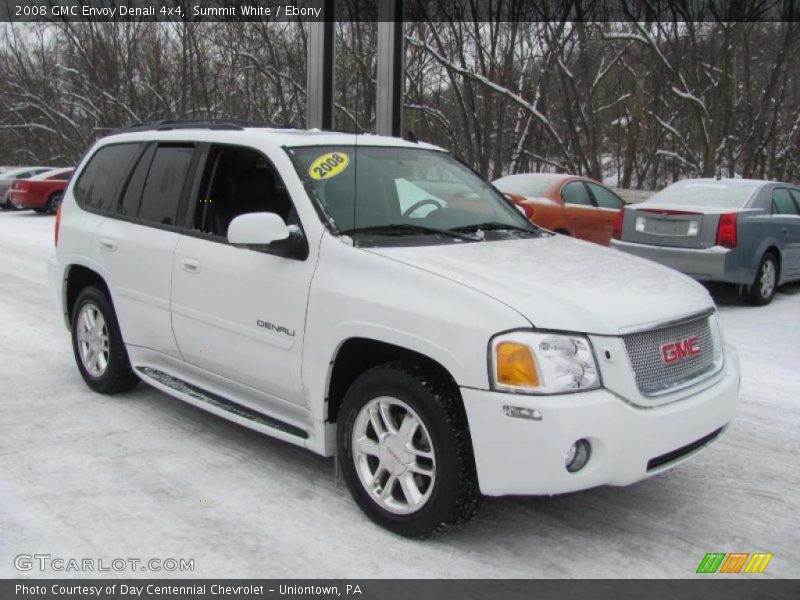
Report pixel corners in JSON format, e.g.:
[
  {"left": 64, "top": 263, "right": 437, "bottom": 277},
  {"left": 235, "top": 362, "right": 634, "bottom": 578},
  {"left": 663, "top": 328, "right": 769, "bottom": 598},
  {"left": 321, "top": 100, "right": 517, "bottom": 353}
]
[{"left": 496, "top": 342, "right": 540, "bottom": 388}]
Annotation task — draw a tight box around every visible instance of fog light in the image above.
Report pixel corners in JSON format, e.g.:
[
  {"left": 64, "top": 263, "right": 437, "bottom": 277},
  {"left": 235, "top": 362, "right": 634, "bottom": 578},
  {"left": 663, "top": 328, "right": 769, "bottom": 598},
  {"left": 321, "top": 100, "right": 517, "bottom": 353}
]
[{"left": 566, "top": 439, "right": 591, "bottom": 472}]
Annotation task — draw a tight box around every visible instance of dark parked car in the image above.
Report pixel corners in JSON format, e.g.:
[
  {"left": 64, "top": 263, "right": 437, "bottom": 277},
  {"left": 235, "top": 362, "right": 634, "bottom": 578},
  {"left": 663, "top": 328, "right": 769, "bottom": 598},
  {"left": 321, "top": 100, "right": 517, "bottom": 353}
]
[{"left": 611, "top": 178, "right": 800, "bottom": 305}]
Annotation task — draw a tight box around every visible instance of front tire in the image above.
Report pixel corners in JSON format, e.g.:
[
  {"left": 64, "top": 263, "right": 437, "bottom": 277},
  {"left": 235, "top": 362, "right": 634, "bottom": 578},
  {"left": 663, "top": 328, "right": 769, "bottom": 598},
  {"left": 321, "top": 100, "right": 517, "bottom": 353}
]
[
  {"left": 337, "top": 362, "right": 481, "bottom": 538},
  {"left": 745, "top": 253, "right": 778, "bottom": 306},
  {"left": 70, "top": 286, "right": 139, "bottom": 394}
]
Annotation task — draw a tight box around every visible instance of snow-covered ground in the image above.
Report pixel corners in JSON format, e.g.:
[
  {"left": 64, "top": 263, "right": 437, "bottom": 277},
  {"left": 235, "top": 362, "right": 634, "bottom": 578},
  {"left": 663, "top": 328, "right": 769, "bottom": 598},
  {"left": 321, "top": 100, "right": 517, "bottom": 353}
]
[{"left": 1, "top": 210, "right": 798, "bottom": 579}]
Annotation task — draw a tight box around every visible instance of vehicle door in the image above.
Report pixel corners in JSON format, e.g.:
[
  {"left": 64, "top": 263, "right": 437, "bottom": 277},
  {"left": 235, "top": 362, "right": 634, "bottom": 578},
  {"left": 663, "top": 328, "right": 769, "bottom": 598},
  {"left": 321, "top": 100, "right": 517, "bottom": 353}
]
[
  {"left": 773, "top": 188, "right": 800, "bottom": 277},
  {"left": 170, "top": 144, "right": 314, "bottom": 408},
  {"left": 585, "top": 182, "right": 625, "bottom": 244},
  {"left": 560, "top": 180, "right": 601, "bottom": 242},
  {"left": 88, "top": 142, "right": 195, "bottom": 359}
]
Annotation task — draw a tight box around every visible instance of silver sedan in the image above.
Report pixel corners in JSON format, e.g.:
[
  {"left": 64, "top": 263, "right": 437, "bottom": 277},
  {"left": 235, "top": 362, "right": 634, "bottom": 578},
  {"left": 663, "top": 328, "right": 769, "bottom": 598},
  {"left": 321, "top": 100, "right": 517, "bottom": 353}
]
[{"left": 611, "top": 178, "right": 800, "bottom": 305}]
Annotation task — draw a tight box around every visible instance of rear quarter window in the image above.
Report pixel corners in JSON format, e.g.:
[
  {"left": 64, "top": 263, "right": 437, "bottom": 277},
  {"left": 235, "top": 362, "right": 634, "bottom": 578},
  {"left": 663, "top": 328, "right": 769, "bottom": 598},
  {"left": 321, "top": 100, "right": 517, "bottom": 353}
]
[
  {"left": 772, "top": 188, "right": 799, "bottom": 215},
  {"left": 74, "top": 144, "right": 141, "bottom": 212}
]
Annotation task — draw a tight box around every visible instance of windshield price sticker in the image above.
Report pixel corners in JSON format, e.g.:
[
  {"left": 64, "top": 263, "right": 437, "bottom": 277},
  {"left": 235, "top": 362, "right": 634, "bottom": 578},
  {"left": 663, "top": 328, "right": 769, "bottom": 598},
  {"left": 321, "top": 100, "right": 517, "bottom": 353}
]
[{"left": 309, "top": 152, "right": 350, "bottom": 180}]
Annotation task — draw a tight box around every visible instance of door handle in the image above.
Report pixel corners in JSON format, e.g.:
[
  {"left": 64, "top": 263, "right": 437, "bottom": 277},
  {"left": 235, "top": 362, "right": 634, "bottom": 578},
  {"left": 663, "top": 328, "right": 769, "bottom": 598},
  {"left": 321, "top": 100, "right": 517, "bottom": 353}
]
[
  {"left": 98, "top": 238, "right": 117, "bottom": 252},
  {"left": 782, "top": 229, "right": 789, "bottom": 235},
  {"left": 181, "top": 258, "right": 202, "bottom": 274}
]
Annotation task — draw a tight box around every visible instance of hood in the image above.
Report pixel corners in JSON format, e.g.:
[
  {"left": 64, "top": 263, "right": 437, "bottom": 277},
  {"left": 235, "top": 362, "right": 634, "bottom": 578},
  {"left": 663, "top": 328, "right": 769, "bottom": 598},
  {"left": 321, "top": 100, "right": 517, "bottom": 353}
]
[{"left": 367, "top": 235, "right": 714, "bottom": 336}]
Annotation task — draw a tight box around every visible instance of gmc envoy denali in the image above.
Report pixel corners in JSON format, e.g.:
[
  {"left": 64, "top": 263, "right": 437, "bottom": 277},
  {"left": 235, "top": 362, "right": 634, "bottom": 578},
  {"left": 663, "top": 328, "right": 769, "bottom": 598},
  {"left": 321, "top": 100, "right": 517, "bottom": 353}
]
[{"left": 49, "top": 122, "right": 740, "bottom": 537}]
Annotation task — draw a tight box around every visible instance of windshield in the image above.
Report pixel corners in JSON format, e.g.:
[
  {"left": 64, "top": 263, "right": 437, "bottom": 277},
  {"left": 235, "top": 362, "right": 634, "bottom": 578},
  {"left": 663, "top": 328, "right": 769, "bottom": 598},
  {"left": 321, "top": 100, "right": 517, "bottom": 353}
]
[
  {"left": 649, "top": 180, "right": 759, "bottom": 208},
  {"left": 493, "top": 174, "right": 563, "bottom": 197},
  {"left": 289, "top": 145, "right": 537, "bottom": 242}
]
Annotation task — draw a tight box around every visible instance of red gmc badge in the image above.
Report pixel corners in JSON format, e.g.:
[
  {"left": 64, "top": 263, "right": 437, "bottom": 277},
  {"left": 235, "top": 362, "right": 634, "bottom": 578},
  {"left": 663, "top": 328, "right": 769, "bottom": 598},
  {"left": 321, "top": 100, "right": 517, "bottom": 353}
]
[{"left": 661, "top": 336, "right": 702, "bottom": 364}]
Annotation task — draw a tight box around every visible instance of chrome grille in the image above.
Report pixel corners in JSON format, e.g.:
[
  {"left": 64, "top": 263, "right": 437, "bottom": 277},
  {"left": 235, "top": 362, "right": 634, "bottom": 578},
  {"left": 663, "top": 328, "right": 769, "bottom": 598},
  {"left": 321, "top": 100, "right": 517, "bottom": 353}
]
[{"left": 623, "top": 313, "right": 719, "bottom": 396}]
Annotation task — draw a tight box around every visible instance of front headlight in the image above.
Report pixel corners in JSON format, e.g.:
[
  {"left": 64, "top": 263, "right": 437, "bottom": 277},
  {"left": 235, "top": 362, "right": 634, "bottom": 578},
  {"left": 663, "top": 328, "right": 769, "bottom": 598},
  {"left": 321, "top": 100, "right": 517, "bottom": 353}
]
[{"left": 490, "top": 331, "right": 601, "bottom": 394}]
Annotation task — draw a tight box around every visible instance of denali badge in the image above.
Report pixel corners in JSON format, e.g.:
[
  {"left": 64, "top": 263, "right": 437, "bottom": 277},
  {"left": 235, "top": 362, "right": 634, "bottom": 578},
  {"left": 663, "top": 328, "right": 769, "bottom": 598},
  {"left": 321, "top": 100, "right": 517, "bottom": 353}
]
[
  {"left": 661, "top": 336, "right": 701, "bottom": 364},
  {"left": 257, "top": 320, "right": 295, "bottom": 337}
]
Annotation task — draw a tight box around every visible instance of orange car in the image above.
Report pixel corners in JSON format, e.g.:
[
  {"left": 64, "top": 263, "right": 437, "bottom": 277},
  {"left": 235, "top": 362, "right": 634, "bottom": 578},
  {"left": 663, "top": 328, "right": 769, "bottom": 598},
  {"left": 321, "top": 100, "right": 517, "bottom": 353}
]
[{"left": 494, "top": 173, "right": 625, "bottom": 245}]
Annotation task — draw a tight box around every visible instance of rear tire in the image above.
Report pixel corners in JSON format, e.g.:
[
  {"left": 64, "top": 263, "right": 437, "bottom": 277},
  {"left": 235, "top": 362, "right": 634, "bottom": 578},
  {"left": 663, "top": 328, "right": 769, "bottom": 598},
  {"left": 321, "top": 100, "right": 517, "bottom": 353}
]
[
  {"left": 745, "top": 252, "right": 778, "bottom": 306},
  {"left": 337, "top": 361, "right": 482, "bottom": 538},
  {"left": 46, "top": 192, "right": 63, "bottom": 215},
  {"left": 71, "top": 286, "right": 139, "bottom": 394}
]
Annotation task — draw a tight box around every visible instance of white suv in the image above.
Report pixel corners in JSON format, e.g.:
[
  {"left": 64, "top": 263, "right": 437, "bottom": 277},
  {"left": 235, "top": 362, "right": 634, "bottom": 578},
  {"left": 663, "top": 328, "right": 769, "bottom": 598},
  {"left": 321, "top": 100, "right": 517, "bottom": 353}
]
[{"left": 49, "top": 123, "right": 740, "bottom": 537}]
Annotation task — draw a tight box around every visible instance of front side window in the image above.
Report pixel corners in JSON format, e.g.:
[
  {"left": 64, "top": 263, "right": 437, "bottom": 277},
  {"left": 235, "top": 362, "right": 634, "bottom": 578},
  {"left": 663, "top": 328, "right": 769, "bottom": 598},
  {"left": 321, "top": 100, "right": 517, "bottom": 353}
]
[
  {"left": 74, "top": 144, "right": 141, "bottom": 212},
  {"left": 138, "top": 145, "right": 194, "bottom": 226},
  {"left": 561, "top": 181, "right": 593, "bottom": 206},
  {"left": 289, "top": 145, "right": 538, "bottom": 244},
  {"left": 191, "top": 145, "right": 296, "bottom": 238}
]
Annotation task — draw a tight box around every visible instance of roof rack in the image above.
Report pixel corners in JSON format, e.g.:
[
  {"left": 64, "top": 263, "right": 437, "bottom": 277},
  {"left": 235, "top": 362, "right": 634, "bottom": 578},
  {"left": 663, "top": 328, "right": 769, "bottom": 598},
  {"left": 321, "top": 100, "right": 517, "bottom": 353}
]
[{"left": 109, "top": 119, "right": 296, "bottom": 135}]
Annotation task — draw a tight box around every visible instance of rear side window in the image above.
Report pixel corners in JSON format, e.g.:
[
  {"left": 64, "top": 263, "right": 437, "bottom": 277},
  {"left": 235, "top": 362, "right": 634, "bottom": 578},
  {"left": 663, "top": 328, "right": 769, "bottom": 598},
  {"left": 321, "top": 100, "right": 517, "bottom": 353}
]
[
  {"left": 772, "top": 188, "right": 799, "bottom": 215},
  {"left": 562, "top": 181, "right": 592, "bottom": 206},
  {"left": 74, "top": 144, "right": 140, "bottom": 212},
  {"left": 119, "top": 144, "right": 156, "bottom": 217},
  {"left": 138, "top": 145, "right": 195, "bottom": 226},
  {"left": 587, "top": 182, "right": 624, "bottom": 209}
]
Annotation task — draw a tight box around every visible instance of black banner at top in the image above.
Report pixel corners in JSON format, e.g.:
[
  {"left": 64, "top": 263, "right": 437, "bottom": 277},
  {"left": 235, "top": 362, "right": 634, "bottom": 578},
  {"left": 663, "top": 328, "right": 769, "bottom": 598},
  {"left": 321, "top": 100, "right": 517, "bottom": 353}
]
[{"left": 1, "top": 0, "right": 799, "bottom": 23}]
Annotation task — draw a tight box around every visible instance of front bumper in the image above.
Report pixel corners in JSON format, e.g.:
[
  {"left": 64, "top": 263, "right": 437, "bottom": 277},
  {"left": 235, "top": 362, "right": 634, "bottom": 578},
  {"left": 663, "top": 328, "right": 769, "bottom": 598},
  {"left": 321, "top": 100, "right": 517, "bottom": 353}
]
[
  {"left": 610, "top": 239, "right": 750, "bottom": 284},
  {"left": 461, "top": 344, "right": 740, "bottom": 496}
]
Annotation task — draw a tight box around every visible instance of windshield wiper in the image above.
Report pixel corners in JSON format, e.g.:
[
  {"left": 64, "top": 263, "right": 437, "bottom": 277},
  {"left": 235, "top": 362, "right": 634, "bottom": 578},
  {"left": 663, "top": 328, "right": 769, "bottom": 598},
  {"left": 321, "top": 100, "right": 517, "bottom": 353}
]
[
  {"left": 451, "top": 222, "right": 538, "bottom": 234},
  {"left": 340, "top": 224, "right": 480, "bottom": 241}
]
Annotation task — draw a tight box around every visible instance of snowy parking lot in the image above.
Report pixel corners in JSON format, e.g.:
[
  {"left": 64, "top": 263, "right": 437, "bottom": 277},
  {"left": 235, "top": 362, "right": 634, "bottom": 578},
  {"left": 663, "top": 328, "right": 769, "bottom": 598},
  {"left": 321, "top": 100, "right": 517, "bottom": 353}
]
[{"left": 1, "top": 209, "right": 798, "bottom": 579}]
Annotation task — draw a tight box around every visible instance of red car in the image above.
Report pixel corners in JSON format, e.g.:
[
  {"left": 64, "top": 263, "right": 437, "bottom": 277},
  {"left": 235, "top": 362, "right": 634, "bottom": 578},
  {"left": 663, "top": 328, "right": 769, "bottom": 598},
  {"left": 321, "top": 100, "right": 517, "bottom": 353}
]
[
  {"left": 494, "top": 173, "right": 625, "bottom": 245},
  {"left": 9, "top": 168, "right": 74, "bottom": 214}
]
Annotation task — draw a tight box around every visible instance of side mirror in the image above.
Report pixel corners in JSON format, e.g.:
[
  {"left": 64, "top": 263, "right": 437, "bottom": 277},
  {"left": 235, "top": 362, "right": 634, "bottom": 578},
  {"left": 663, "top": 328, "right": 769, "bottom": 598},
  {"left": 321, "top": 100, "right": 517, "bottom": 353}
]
[{"left": 228, "top": 212, "right": 291, "bottom": 246}]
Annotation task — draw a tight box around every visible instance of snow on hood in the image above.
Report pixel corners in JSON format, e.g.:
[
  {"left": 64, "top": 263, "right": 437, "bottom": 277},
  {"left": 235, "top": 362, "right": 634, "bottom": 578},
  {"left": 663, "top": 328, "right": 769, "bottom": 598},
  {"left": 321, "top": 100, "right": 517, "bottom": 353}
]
[{"left": 368, "top": 234, "right": 714, "bottom": 336}]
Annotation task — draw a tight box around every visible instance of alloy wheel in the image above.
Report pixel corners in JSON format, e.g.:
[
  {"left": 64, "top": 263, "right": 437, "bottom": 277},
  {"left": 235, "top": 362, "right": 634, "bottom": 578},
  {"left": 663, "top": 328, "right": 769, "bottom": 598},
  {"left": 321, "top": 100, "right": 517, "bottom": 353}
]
[
  {"left": 76, "top": 303, "right": 110, "bottom": 377},
  {"left": 351, "top": 396, "right": 436, "bottom": 515},
  {"left": 759, "top": 259, "right": 776, "bottom": 300}
]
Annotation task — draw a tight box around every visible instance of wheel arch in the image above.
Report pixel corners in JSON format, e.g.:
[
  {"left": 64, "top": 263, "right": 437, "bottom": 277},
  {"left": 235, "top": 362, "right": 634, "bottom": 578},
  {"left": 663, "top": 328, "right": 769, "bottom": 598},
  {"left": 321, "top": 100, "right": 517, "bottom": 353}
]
[
  {"left": 749, "top": 240, "right": 783, "bottom": 284},
  {"left": 324, "top": 337, "right": 460, "bottom": 425},
  {"left": 763, "top": 245, "right": 782, "bottom": 279},
  {"left": 65, "top": 264, "right": 112, "bottom": 323}
]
